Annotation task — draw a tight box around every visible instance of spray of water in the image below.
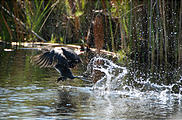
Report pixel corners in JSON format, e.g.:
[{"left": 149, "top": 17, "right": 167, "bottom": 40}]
[
  {"left": 84, "top": 57, "right": 182, "bottom": 101},
  {"left": 57, "top": 57, "right": 182, "bottom": 119}
]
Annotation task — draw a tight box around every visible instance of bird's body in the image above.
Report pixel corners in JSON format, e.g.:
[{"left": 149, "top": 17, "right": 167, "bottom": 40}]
[{"left": 32, "top": 47, "right": 82, "bottom": 82}]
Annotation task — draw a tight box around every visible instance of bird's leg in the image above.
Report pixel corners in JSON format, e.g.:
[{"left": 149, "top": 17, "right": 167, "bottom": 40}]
[{"left": 56, "top": 76, "right": 67, "bottom": 83}]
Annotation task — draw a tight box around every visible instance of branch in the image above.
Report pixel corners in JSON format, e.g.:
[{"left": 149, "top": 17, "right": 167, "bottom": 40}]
[{"left": 0, "top": 4, "right": 46, "bottom": 42}]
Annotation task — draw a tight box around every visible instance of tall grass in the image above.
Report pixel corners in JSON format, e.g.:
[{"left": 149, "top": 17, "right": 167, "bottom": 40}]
[
  {"left": 0, "top": 0, "right": 14, "bottom": 41},
  {"left": 0, "top": 0, "right": 181, "bottom": 67},
  {"left": 0, "top": 0, "right": 52, "bottom": 42},
  {"left": 24, "top": 0, "right": 51, "bottom": 41},
  {"left": 179, "top": 1, "right": 182, "bottom": 65}
]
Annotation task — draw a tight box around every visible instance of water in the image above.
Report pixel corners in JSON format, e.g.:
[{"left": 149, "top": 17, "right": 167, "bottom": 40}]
[{"left": 0, "top": 45, "right": 182, "bottom": 119}]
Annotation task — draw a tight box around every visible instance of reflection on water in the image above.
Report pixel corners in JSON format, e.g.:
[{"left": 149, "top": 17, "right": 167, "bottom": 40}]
[{"left": 0, "top": 45, "right": 182, "bottom": 119}]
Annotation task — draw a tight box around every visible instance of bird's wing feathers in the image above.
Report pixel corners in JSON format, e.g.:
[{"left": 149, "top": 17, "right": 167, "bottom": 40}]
[
  {"left": 61, "top": 47, "right": 81, "bottom": 63},
  {"left": 33, "top": 52, "right": 50, "bottom": 68},
  {"left": 32, "top": 47, "right": 81, "bottom": 68},
  {"left": 32, "top": 50, "right": 68, "bottom": 68}
]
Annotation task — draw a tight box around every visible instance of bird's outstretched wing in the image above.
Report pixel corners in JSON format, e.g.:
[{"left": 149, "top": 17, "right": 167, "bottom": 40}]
[{"left": 32, "top": 50, "right": 68, "bottom": 68}]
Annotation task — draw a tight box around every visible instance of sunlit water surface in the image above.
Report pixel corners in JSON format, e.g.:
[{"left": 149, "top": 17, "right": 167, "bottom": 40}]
[{"left": 0, "top": 45, "right": 182, "bottom": 119}]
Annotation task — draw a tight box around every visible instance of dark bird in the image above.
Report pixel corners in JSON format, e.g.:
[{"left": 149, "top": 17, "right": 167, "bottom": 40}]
[{"left": 32, "top": 47, "right": 82, "bottom": 82}]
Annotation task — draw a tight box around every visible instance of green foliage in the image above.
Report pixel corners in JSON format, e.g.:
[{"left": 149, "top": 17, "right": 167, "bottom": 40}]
[
  {"left": 117, "top": 50, "right": 127, "bottom": 63},
  {"left": 25, "top": 0, "right": 51, "bottom": 34},
  {"left": 0, "top": 0, "right": 181, "bottom": 67},
  {"left": 0, "top": 12, "right": 12, "bottom": 41},
  {"left": 65, "top": 0, "right": 72, "bottom": 16},
  {"left": 50, "top": 34, "right": 56, "bottom": 43},
  {"left": 75, "top": 11, "right": 84, "bottom": 17},
  {"left": 117, "top": 47, "right": 130, "bottom": 63},
  {"left": 60, "top": 37, "right": 64, "bottom": 44}
]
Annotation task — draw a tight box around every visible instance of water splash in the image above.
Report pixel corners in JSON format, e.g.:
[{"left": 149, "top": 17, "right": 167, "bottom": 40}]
[
  {"left": 85, "top": 57, "right": 182, "bottom": 101},
  {"left": 84, "top": 57, "right": 127, "bottom": 91},
  {"left": 55, "top": 57, "right": 182, "bottom": 119}
]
